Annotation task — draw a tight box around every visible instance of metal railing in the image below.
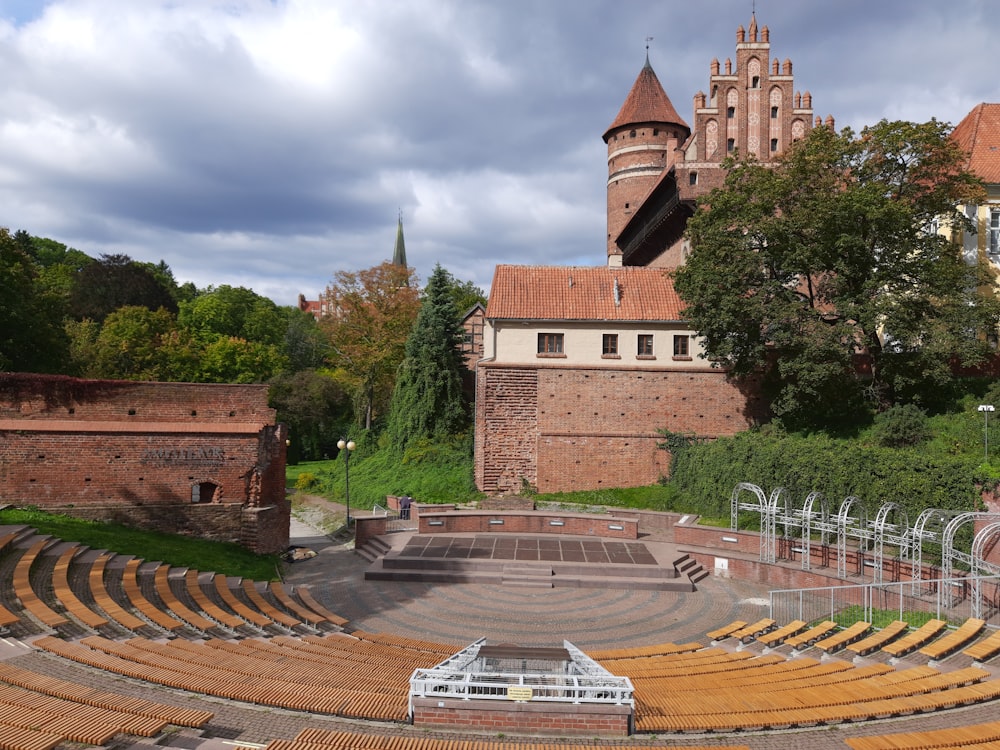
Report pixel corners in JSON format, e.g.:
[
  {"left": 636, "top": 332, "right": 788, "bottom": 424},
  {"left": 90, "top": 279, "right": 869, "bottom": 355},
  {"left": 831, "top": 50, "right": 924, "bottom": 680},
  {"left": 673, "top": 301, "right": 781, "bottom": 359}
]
[{"left": 769, "top": 574, "right": 1000, "bottom": 626}]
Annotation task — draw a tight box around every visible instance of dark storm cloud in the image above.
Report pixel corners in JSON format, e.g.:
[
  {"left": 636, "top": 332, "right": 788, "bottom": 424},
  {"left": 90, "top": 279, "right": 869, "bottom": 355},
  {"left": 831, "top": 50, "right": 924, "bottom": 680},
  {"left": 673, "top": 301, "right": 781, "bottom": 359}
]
[{"left": 0, "top": 0, "right": 995, "bottom": 302}]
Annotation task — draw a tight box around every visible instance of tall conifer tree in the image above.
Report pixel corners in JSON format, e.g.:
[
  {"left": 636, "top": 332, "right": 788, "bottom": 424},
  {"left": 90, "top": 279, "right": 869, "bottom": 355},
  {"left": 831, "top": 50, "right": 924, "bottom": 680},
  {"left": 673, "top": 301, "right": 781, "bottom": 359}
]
[{"left": 386, "top": 264, "right": 469, "bottom": 450}]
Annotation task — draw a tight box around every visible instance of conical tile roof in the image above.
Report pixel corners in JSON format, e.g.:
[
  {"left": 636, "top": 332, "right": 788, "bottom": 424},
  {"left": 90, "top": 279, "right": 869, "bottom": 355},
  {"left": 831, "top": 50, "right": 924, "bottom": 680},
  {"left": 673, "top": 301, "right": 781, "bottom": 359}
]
[{"left": 603, "top": 57, "right": 688, "bottom": 141}]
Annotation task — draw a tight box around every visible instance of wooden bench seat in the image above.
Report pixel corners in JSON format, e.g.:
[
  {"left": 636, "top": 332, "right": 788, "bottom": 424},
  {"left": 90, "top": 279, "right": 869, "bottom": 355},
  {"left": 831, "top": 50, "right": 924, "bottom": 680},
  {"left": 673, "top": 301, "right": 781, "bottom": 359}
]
[
  {"left": 295, "top": 585, "right": 349, "bottom": 627},
  {"left": 706, "top": 619, "right": 747, "bottom": 641},
  {"left": 845, "top": 719, "right": 1000, "bottom": 749},
  {"left": 241, "top": 579, "right": 304, "bottom": 628},
  {"left": 846, "top": 620, "right": 908, "bottom": 656},
  {"left": 882, "top": 618, "right": 947, "bottom": 658},
  {"left": 0, "top": 724, "right": 62, "bottom": 750},
  {"left": 815, "top": 620, "right": 871, "bottom": 654},
  {"left": 184, "top": 570, "right": 246, "bottom": 629},
  {"left": 919, "top": 617, "right": 985, "bottom": 660},
  {"left": 153, "top": 565, "right": 218, "bottom": 633},
  {"left": 964, "top": 626, "right": 1000, "bottom": 662},
  {"left": 88, "top": 554, "right": 148, "bottom": 632},
  {"left": 213, "top": 574, "right": 273, "bottom": 628},
  {"left": 13, "top": 538, "right": 69, "bottom": 629},
  {"left": 0, "top": 661, "right": 213, "bottom": 727},
  {"left": 51, "top": 545, "right": 108, "bottom": 629},
  {"left": 729, "top": 618, "right": 775, "bottom": 643},
  {"left": 757, "top": 619, "right": 806, "bottom": 648},
  {"left": 123, "top": 559, "right": 185, "bottom": 632},
  {"left": 0, "top": 530, "right": 27, "bottom": 628},
  {"left": 271, "top": 582, "right": 328, "bottom": 626},
  {"left": 784, "top": 620, "right": 837, "bottom": 650}
]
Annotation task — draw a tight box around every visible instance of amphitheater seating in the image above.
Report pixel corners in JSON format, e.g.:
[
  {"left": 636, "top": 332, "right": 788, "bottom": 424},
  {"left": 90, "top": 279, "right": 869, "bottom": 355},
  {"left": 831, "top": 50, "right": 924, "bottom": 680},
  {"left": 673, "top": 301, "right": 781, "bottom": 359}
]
[
  {"left": 270, "top": 581, "right": 329, "bottom": 627},
  {"left": 51, "top": 544, "right": 109, "bottom": 630},
  {"left": 845, "top": 719, "right": 1000, "bottom": 749},
  {"left": 153, "top": 564, "right": 219, "bottom": 633},
  {"left": 706, "top": 619, "right": 746, "bottom": 641},
  {"left": 265, "top": 728, "right": 753, "bottom": 750},
  {"left": 184, "top": 569, "right": 247, "bottom": 630},
  {"left": 847, "top": 619, "right": 909, "bottom": 656},
  {"left": 122, "top": 558, "right": 187, "bottom": 632},
  {"left": 813, "top": 620, "right": 871, "bottom": 653},
  {"left": 296, "top": 585, "right": 349, "bottom": 627},
  {"left": 12, "top": 538, "right": 69, "bottom": 630},
  {"left": 214, "top": 574, "right": 275, "bottom": 628},
  {"left": 34, "top": 631, "right": 448, "bottom": 721},
  {"left": 242, "top": 579, "right": 306, "bottom": 628},
  {"left": 964, "top": 626, "right": 1000, "bottom": 662},
  {"left": 729, "top": 618, "right": 775, "bottom": 643},
  {"left": 0, "top": 529, "right": 22, "bottom": 629},
  {"left": 88, "top": 553, "right": 149, "bottom": 632},
  {"left": 919, "top": 617, "right": 985, "bottom": 660},
  {"left": 882, "top": 619, "right": 947, "bottom": 658},
  {"left": 756, "top": 618, "right": 806, "bottom": 647},
  {"left": 265, "top": 728, "right": 752, "bottom": 750},
  {"left": 783, "top": 620, "right": 836, "bottom": 650}
]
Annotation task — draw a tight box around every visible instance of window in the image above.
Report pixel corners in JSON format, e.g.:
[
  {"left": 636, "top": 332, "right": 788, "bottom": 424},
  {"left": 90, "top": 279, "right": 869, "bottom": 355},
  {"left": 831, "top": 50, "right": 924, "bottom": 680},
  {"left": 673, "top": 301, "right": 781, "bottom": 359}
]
[
  {"left": 727, "top": 138, "right": 735, "bottom": 153},
  {"left": 652, "top": 128, "right": 659, "bottom": 136},
  {"left": 991, "top": 209, "right": 1000, "bottom": 256},
  {"left": 751, "top": 75, "right": 760, "bottom": 88},
  {"left": 726, "top": 106, "right": 735, "bottom": 119},
  {"left": 689, "top": 171, "right": 698, "bottom": 186},
  {"left": 602, "top": 334, "right": 619, "bottom": 357},
  {"left": 537, "top": 333, "right": 564, "bottom": 355},
  {"left": 637, "top": 334, "right": 654, "bottom": 357},
  {"left": 673, "top": 335, "right": 690, "bottom": 358},
  {"left": 770, "top": 138, "right": 778, "bottom": 153},
  {"left": 629, "top": 129, "right": 636, "bottom": 137},
  {"left": 771, "top": 105, "right": 779, "bottom": 119}
]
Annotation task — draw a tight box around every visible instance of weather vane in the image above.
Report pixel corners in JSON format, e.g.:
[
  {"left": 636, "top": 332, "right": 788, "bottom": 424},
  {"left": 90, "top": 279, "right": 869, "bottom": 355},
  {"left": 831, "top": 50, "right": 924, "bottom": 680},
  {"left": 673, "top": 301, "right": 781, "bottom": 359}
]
[{"left": 645, "top": 35, "right": 653, "bottom": 52}]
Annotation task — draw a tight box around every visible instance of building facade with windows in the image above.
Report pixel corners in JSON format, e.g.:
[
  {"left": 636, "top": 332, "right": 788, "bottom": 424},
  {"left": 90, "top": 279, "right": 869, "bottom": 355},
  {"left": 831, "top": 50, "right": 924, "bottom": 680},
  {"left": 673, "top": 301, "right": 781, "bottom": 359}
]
[
  {"left": 474, "top": 266, "right": 763, "bottom": 494},
  {"left": 951, "top": 103, "right": 1000, "bottom": 273}
]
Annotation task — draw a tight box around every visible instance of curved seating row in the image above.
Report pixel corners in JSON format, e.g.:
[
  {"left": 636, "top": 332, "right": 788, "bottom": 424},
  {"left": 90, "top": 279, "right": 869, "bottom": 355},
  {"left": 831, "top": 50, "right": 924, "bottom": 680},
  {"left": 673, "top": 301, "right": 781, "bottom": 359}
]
[
  {"left": 709, "top": 616, "right": 1000, "bottom": 663},
  {"left": 0, "top": 526, "right": 343, "bottom": 640},
  {"left": 845, "top": 718, "right": 1000, "bottom": 749}
]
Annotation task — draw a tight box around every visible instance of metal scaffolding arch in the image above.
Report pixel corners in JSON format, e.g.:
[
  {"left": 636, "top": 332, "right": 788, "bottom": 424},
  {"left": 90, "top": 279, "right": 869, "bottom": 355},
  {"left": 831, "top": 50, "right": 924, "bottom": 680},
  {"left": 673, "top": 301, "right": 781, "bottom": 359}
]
[
  {"left": 941, "top": 512, "right": 1000, "bottom": 577},
  {"left": 970, "top": 521, "right": 1000, "bottom": 619},
  {"left": 797, "top": 491, "right": 831, "bottom": 570},
  {"left": 730, "top": 483, "right": 773, "bottom": 562},
  {"left": 910, "top": 509, "right": 961, "bottom": 593},
  {"left": 836, "top": 496, "right": 868, "bottom": 579},
  {"left": 871, "top": 502, "right": 909, "bottom": 586}
]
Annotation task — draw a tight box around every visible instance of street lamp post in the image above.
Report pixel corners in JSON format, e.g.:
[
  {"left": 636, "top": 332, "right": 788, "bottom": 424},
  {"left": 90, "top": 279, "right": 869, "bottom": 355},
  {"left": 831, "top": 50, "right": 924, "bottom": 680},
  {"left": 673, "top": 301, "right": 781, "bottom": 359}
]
[
  {"left": 978, "top": 405, "right": 995, "bottom": 462},
  {"left": 336, "top": 438, "right": 356, "bottom": 526}
]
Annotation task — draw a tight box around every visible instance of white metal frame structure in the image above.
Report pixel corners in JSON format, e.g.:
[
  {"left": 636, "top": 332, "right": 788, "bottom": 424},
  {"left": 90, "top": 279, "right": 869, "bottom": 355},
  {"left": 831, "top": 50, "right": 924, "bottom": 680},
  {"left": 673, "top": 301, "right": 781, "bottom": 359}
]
[{"left": 408, "top": 639, "right": 634, "bottom": 718}]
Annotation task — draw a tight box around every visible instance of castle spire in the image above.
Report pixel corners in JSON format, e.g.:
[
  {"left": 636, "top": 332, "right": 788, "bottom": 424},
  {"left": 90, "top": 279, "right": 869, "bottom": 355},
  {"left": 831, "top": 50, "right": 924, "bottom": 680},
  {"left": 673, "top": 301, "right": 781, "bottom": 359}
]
[{"left": 392, "top": 211, "right": 407, "bottom": 268}]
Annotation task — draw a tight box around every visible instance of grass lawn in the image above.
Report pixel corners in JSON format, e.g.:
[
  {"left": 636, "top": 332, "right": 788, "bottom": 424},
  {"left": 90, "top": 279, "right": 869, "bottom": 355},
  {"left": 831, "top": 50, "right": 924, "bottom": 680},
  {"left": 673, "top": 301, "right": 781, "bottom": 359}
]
[{"left": 0, "top": 507, "right": 282, "bottom": 580}]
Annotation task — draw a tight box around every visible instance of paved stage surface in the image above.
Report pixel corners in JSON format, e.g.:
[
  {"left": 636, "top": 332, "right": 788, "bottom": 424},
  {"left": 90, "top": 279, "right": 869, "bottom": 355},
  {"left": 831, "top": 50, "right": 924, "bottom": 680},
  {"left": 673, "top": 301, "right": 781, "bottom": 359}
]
[{"left": 2, "top": 514, "right": 993, "bottom": 750}]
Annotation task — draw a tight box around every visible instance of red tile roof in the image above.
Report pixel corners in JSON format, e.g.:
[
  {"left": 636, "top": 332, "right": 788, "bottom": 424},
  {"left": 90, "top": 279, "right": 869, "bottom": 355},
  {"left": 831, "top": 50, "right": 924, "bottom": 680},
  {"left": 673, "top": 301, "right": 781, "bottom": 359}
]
[
  {"left": 604, "top": 60, "right": 688, "bottom": 140},
  {"left": 486, "top": 265, "right": 685, "bottom": 322},
  {"left": 951, "top": 103, "right": 1000, "bottom": 184}
]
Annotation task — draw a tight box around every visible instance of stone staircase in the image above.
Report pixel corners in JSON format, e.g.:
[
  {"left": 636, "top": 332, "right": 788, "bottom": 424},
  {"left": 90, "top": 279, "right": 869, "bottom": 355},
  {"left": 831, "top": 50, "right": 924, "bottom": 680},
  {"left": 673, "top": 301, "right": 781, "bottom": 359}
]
[
  {"left": 355, "top": 536, "right": 392, "bottom": 563},
  {"left": 502, "top": 564, "right": 554, "bottom": 588},
  {"left": 674, "top": 553, "right": 709, "bottom": 586}
]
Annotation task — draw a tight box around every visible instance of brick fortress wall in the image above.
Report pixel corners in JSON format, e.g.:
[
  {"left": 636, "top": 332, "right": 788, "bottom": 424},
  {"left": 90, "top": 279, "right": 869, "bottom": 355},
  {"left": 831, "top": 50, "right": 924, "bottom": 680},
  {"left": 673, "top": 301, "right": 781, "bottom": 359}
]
[
  {"left": 0, "top": 374, "right": 288, "bottom": 554},
  {"left": 475, "top": 363, "right": 763, "bottom": 494}
]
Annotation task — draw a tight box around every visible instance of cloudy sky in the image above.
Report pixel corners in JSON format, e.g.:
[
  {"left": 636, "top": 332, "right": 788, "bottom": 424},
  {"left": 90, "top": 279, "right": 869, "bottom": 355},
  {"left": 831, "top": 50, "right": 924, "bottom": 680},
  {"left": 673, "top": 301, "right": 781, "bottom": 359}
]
[{"left": 1, "top": 0, "right": 997, "bottom": 305}]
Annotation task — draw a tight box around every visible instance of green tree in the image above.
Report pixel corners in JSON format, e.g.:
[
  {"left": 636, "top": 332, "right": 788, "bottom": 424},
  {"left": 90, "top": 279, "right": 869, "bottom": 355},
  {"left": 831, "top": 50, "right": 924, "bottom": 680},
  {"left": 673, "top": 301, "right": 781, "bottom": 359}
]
[
  {"left": 0, "top": 228, "right": 69, "bottom": 372},
  {"left": 674, "top": 120, "right": 1000, "bottom": 428},
  {"left": 269, "top": 369, "right": 350, "bottom": 461},
  {"left": 282, "top": 306, "right": 327, "bottom": 372},
  {"left": 320, "top": 262, "right": 420, "bottom": 430},
  {"left": 68, "top": 253, "right": 178, "bottom": 322},
  {"left": 70, "top": 305, "right": 197, "bottom": 381},
  {"left": 194, "top": 337, "right": 287, "bottom": 383},
  {"left": 385, "top": 264, "right": 470, "bottom": 450},
  {"left": 178, "top": 285, "right": 286, "bottom": 346}
]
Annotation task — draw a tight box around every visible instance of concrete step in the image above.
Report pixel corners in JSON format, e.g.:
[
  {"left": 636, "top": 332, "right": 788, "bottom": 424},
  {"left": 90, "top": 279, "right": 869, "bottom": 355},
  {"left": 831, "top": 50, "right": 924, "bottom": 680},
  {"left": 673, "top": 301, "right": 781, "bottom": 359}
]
[{"left": 355, "top": 537, "right": 392, "bottom": 563}]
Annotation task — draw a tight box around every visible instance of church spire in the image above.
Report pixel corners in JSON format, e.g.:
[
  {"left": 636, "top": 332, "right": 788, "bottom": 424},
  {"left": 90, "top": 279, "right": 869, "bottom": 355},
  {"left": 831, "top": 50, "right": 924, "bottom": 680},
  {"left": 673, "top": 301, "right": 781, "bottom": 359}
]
[{"left": 392, "top": 211, "right": 407, "bottom": 268}]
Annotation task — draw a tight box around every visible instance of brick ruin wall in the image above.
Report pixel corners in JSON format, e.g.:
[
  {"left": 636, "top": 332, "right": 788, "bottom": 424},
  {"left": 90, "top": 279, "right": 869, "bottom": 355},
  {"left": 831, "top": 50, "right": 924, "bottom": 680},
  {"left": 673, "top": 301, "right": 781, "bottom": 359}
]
[
  {"left": 475, "top": 363, "right": 763, "bottom": 494},
  {"left": 0, "top": 374, "right": 288, "bottom": 554}
]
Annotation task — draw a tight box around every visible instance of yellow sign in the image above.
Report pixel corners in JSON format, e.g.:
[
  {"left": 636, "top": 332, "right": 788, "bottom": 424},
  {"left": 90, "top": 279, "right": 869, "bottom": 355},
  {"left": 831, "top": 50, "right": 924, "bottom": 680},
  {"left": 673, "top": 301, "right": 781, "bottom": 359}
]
[{"left": 507, "top": 686, "right": 533, "bottom": 701}]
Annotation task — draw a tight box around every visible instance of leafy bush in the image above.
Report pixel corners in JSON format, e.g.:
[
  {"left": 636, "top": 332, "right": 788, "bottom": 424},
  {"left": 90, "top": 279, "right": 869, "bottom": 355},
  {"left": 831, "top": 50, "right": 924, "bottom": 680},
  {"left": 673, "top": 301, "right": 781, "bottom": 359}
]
[
  {"left": 872, "top": 404, "right": 930, "bottom": 448},
  {"left": 294, "top": 472, "right": 318, "bottom": 491}
]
